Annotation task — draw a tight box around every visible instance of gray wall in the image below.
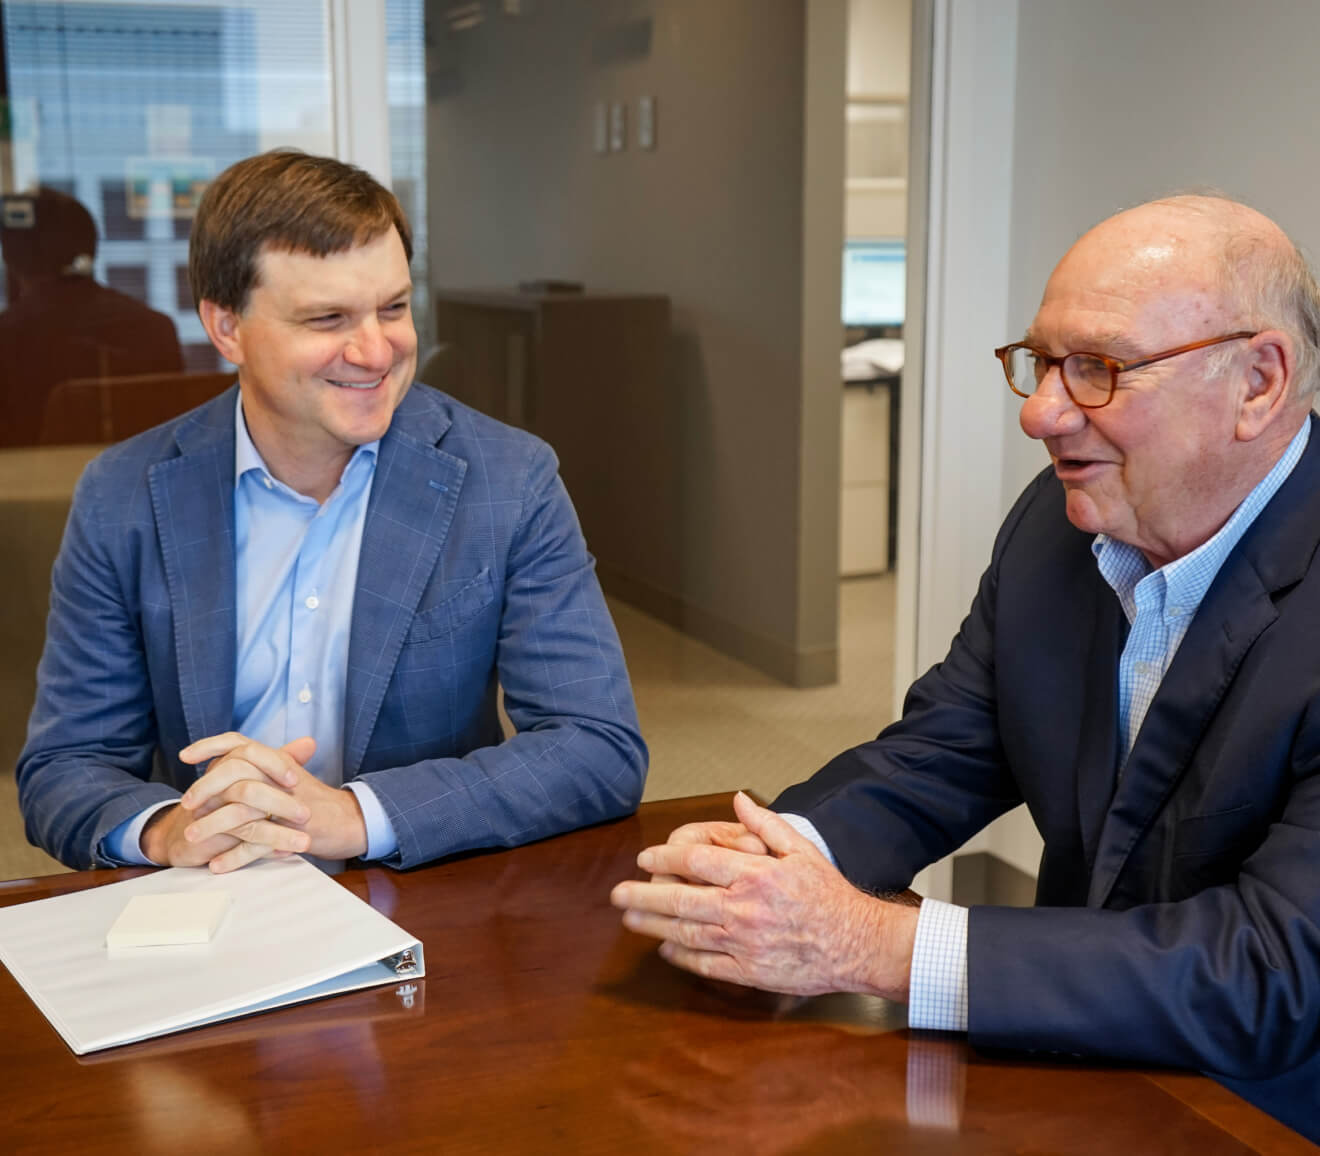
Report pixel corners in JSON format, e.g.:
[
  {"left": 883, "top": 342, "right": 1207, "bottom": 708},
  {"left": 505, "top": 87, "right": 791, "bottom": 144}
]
[
  {"left": 915, "top": 0, "right": 1320, "bottom": 883},
  {"left": 1001, "top": 0, "right": 1320, "bottom": 511},
  {"left": 424, "top": 0, "right": 845, "bottom": 685}
]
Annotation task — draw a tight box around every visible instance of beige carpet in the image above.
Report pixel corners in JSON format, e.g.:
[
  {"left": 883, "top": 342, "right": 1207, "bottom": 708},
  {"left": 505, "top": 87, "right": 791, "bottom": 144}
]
[
  {"left": 623, "top": 574, "right": 896, "bottom": 805},
  {"left": 0, "top": 658, "right": 67, "bottom": 880},
  {"left": 0, "top": 575, "right": 896, "bottom": 881}
]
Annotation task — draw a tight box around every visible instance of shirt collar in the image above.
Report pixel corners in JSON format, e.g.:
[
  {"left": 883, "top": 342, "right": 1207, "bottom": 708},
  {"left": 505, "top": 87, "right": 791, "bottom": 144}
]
[
  {"left": 1092, "top": 419, "right": 1311, "bottom": 617},
  {"left": 233, "top": 390, "right": 379, "bottom": 495}
]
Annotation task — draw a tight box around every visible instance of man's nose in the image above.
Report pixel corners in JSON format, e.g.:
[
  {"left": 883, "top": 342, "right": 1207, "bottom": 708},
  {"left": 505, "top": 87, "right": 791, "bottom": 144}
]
[
  {"left": 344, "top": 319, "right": 392, "bottom": 368},
  {"left": 1019, "top": 366, "right": 1086, "bottom": 440}
]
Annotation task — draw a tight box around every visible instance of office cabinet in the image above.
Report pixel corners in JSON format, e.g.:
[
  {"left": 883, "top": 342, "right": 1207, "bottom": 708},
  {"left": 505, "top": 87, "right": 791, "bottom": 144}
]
[{"left": 840, "top": 380, "right": 896, "bottom": 576}]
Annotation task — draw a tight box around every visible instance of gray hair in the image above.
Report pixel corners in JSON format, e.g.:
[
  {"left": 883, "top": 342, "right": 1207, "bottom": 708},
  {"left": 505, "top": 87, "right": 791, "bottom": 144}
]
[
  {"left": 1221, "top": 231, "right": 1320, "bottom": 401},
  {"left": 1151, "top": 192, "right": 1320, "bottom": 400}
]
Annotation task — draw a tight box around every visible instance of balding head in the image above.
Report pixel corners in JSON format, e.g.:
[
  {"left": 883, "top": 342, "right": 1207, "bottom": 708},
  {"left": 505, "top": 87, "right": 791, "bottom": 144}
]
[
  {"left": 1055, "top": 195, "right": 1320, "bottom": 402},
  {"left": 1016, "top": 195, "right": 1314, "bottom": 567}
]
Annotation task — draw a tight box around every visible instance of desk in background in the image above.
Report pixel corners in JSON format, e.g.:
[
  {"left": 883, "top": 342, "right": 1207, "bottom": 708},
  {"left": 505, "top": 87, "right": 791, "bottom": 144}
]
[{"left": 0, "top": 793, "right": 1309, "bottom": 1154}]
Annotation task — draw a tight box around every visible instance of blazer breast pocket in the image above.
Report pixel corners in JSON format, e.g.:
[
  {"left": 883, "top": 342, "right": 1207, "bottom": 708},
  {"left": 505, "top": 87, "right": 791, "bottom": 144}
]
[
  {"left": 404, "top": 568, "right": 498, "bottom": 646},
  {"left": 1166, "top": 804, "right": 1263, "bottom": 896},
  {"left": 1171, "top": 803, "right": 1257, "bottom": 862}
]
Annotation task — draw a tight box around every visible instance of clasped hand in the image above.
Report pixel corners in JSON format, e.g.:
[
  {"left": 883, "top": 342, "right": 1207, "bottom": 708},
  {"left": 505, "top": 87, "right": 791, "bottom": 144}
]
[
  {"left": 141, "top": 733, "right": 367, "bottom": 873},
  {"left": 610, "top": 791, "right": 917, "bottom": 1001}
]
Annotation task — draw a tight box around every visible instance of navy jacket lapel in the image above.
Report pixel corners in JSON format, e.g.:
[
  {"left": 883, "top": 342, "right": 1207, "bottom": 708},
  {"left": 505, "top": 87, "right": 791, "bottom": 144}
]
[
  {"left": 1087, "top": 416, "right": 1320, "bottom": 906},
  {"left": 343, "top": 389, "right": 466, "bottom": 777},
  {"left": 146, "top": 388, "right": 239, "bottom": 747},
  {"left": 1075, "top": 582, "right": 1124, "bottom": 878}
]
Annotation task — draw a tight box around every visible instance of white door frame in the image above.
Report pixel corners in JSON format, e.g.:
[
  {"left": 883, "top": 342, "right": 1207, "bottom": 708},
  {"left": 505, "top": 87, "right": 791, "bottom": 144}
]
[
  {"left": 901, "top": 0, "right": 1020, "bottom": 900},
  {"left": 328, "top": 0, "right": 393, "bottom": 183}
]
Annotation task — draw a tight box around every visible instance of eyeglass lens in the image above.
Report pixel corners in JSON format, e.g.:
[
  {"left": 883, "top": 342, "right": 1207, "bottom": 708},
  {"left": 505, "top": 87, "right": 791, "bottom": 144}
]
[{"left": 1006, "top": 347, "right": 1112, "bottom": 406}]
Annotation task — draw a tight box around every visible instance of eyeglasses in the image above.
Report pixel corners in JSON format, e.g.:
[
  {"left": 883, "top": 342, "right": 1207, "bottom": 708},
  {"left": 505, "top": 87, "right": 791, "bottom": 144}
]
[{"left": 993, "top": 331, "right": 1257, "bottom": 409}]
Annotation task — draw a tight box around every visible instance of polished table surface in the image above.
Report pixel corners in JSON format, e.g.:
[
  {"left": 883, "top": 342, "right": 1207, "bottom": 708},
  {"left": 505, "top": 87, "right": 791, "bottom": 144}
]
[{"left": 0, "top": 792, "right": 1313, "bottom": 1155}]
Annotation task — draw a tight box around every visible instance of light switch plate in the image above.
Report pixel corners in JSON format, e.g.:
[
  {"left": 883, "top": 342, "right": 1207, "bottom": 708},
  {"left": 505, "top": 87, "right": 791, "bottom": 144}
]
[
  {"left": 638, "top": 95, "right": 656, "bottom": 149},
  {"left": 609, "top": 100, "right": 627, "bottom": 151}
]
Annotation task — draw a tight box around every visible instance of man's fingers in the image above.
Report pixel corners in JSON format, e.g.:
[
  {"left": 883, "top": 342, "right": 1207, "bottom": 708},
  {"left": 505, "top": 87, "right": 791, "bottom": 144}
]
[
  {"left": 282, "top": 735, "right": 317, "bottom": 766},
  {"left": 225, "top": 777, "right": 310, "bottom": 824},
  {"left": 185, "top": 774, "right": 310, "bottom": 824},
  {"left": 207, "top": 838, "right": 277, "bottom": 875},
  {"left": 635, "top": 840, "right": 757, "bottom": 888},
  {"left": 611, "top": 878, "right": 726, "bottom": 924},
  {"left": 668, "top": 820, "right": 769, "bottom": 856},
  {"left": 732, "top": 791, "right": 817, "bottom": 859},
  {"left": 727, "top": 833, "right": 770, "bottom": 855},
  {"left": 181, "top": 731, "right": 315, "bottom": 768},
  {"left": 658, "top": 941, "right": 747, "bottom": 986},
  {"left": 621, "top": 910, "right": 731, "bottom": 952},
  {"left": 178, "top": 731, "right": 247, "bottom": 765},
  {"left": 184, "top": 802, "right": 312, "bottom": 852},
  {"left": 181, "top": 743, "right": 306, "bottom": 808},
  {"left": 241, "top": 818, "right": 310, "bottom": 854}
]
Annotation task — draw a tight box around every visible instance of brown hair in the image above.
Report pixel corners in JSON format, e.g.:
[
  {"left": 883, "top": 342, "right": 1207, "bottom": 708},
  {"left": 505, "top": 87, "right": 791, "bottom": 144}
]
[{"left": 188, "top": 149, "right": 412, "bottom": 313}]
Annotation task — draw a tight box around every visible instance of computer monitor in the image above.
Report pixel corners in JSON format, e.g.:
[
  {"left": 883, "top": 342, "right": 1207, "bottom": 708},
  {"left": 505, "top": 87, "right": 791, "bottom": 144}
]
[{"left": 842, "top": 239, "right": 905, "bottom": 328}]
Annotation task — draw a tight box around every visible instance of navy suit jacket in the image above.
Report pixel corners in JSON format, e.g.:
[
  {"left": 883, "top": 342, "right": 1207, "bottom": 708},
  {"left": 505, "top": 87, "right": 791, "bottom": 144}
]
[
  {"left": 777, "top": 416, "right": 1320, "bottom": 1141},
  {"left": 18, "top": 385, "right": 646, "bottom": 870}
]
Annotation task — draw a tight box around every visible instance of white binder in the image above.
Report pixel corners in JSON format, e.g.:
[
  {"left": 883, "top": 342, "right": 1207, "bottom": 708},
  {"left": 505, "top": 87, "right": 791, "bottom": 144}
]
[{"left": 0, "top": 855, "right": 425, "bottom": 1055}]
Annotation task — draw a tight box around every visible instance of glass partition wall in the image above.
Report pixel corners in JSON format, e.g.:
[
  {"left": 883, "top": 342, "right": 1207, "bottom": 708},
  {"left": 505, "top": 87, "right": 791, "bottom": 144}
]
[{"left": 0, "top": 0, "right": 424, "bottom": 447}]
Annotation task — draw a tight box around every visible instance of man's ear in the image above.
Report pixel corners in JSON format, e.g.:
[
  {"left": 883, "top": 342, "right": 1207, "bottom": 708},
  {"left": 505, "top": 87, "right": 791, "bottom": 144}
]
[
  {"left": 1236, "top": 329, "right": 1295, "bottom": 442},
  {"left": 198, "top": 299, "right": 245, "bottom": 366}
]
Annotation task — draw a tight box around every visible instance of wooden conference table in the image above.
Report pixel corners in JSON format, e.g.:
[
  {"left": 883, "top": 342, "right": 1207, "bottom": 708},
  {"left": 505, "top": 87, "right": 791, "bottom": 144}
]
[{"left": 0, "top": 793, "right": 1312, "bottom": 1155}]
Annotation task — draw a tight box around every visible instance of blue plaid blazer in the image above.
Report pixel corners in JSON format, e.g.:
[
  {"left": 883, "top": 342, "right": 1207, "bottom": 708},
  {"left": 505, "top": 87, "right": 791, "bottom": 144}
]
[{"left": 19, "top": 384, "right": 646, "bottom": 869}]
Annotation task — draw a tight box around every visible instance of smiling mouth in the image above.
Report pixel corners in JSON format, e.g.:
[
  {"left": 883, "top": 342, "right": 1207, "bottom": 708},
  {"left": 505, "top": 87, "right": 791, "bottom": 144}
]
[{"left": 328, "top": 376, "right": 384, "bottom": 390}]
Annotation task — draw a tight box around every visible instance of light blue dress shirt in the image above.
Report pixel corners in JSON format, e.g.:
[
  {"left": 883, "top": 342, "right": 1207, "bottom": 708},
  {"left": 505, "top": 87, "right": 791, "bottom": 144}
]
[
  {"left": 101, "top": 395, "right": 400, "bottom": 864},
  {"left": 789, "top": 419, "right": 1310, "bottom": 1031}
]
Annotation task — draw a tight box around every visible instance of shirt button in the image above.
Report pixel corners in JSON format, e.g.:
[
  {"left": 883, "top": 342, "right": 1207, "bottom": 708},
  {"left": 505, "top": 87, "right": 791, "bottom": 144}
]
[
  {"left": 305, "top": 595, "right": 320, "bottom": 610},
  {"left": 262, "top": 475, "right": 273, "bottom": 490},
  {"left": 298, "top": 685, "right": 312, "bottom": 704}
]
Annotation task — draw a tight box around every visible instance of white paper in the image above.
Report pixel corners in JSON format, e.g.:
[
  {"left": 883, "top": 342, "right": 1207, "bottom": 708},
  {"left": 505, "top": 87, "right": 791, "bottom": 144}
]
[{"left": 0, "top": 857, "right": 424, "bottom": 1054}]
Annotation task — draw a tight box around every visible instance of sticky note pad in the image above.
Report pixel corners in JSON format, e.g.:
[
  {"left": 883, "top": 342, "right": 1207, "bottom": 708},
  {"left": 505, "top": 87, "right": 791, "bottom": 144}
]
[{"left": 106, "top": 892, "right": 231, "bottom": 949}]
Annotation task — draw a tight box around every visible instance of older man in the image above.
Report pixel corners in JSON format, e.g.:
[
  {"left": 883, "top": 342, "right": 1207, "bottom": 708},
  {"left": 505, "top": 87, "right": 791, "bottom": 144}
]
[
  {"left": 612, "top": 196, "right": 1320, "bottom": 1140},
  {"left": 19, "top": 150, "right": 646, "bottom": 873}
]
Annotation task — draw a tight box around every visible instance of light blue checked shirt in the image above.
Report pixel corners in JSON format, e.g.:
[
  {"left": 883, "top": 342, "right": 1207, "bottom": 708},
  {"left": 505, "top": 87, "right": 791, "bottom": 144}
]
[
  {"left": 1097, "top": 427, "right": 1304, "bottom": 767},
  {"left": 788, "top": 418, "right": 1310, "bottom": 1031},
  {"left": 102, "top": 396, "right": 400, "bottom": 864}
]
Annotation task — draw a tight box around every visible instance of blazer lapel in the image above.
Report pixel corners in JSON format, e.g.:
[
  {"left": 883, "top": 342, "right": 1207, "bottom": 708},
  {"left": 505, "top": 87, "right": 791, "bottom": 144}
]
[
  {"left": 146, "top": 389, "right": 239, "bottom": 748},
  {"left": 1075, "top": 582, "right": 1125, "bottom": 877},
  {"left": 1087, "top": 566, "right": 1275, "bottom": 905},
  {"left": 1087, "top": 416, "right": 1320, "bottom": 906},
  {"left": 343, "top": 393, "right": 466, "bottom": 777}
]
